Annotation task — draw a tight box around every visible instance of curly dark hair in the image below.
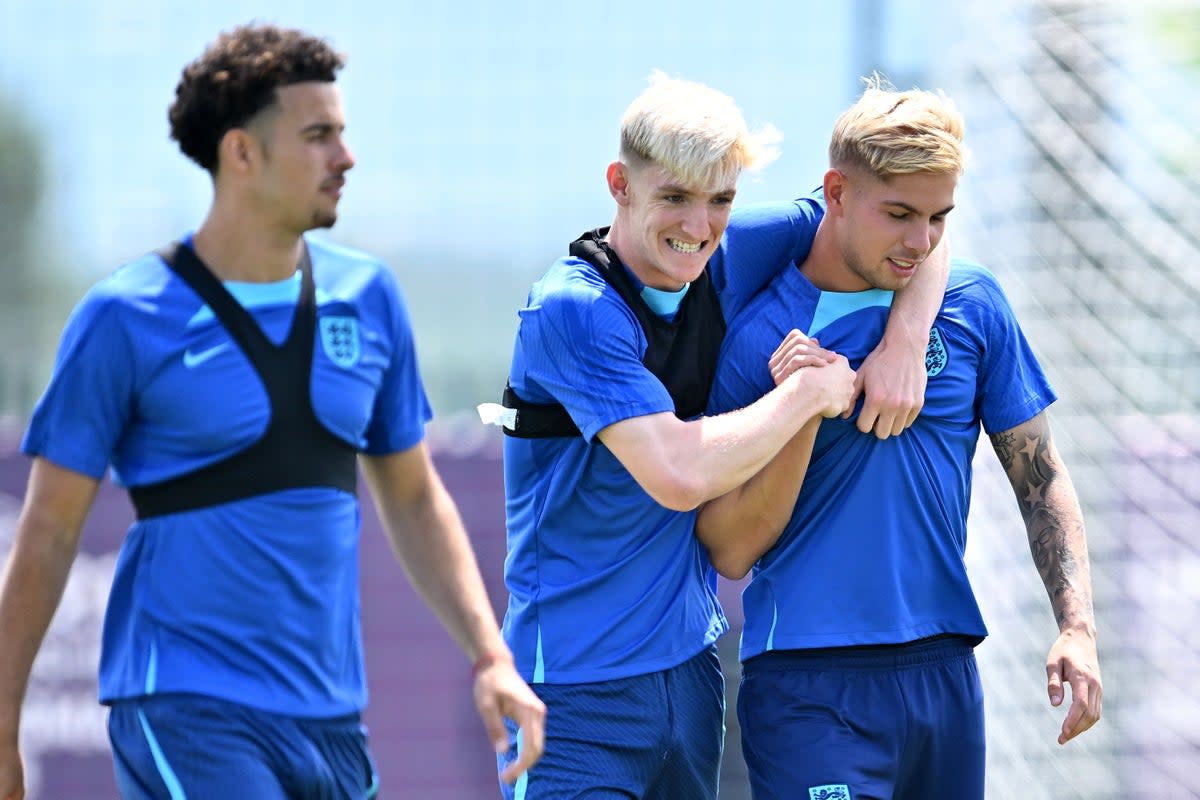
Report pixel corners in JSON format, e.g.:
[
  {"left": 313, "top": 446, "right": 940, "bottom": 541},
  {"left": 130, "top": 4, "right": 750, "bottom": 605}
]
[{"left": 168, "top": 23, "right": 346, "bottom": 173}]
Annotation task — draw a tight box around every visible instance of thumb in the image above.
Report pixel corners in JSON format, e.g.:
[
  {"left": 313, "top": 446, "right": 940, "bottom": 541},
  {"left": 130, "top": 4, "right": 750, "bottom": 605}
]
[{"left": 844, "top": 370, "right": 865, "bottom": 419}]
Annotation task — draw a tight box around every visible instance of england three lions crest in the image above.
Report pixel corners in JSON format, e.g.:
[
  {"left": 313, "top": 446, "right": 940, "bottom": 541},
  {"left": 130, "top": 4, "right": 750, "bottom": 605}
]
[
  {"left": 320, "top": 316, "right": 360, "bottom": 369},
  {"left": 925, "top": 326, "right": 948, "bottom": 377}
]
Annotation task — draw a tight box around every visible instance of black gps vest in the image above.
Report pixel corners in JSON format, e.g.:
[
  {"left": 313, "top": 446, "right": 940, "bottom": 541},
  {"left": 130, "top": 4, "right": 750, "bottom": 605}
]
[
  {"left": 501, "top": 228, "right": 726, "bottom": 438},
  {"left": 129, "top": 242, "right": 358, "bottom": 519}
]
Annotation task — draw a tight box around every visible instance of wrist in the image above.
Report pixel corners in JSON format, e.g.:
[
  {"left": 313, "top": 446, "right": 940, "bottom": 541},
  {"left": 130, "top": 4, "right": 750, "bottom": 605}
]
[
  {"left": 1058, "top": 617, "right": 1097, "bottom": 639},
  {"left": 882, "top": 316, "right": 929, "bottom": 351},
  {"left": 471, "top": 649, "right": 514, "bottom": 679}
]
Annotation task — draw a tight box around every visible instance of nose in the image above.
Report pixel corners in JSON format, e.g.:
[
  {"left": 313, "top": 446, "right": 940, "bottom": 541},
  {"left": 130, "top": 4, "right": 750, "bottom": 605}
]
[
  {"left": 334, "top": 137, "right": 356, "bottom": 171},
  {"left": 679, "top": 203, "right": 710, "bottom": 240},
  {"left": 903, "top": 220, "right": 932, "bottom": 255}
]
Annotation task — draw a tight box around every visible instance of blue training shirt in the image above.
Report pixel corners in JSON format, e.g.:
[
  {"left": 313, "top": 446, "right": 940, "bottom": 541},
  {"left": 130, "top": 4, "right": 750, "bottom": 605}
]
[
  {"left": 23, "top": 234, "right": 431, "bottom": 716},
  {"left": 502, "top": 197, "right": 824, "bottom": 684},
  {"left": 709, "top": 261, "right": 1057, "bottom": 661}
]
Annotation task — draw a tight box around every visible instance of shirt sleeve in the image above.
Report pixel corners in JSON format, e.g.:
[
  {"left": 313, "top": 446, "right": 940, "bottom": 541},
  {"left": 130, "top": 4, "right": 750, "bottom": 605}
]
[
  {"left": 517, "top": 276, "right": 674, "bottom": 442},
  {"left": 967, "top": 265, "right": 1059, "bottom": 434},
  {"left": 362, "top": 268, "right": 433, "bottom": 454},
  {"left": 710, "top": 192, "right": 825, "bottom": 319},
  {"left": 21, "top": 289, "right": 137, "bottom": 478}
]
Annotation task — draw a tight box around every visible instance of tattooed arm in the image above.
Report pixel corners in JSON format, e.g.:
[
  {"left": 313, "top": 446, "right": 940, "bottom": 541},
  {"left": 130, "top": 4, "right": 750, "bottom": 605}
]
[{"left": 990, "top": 411, "right": 1102, "bottom": 745}]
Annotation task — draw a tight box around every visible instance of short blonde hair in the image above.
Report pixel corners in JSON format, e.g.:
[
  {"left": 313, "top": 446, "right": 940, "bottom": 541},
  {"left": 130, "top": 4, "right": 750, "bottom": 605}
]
[
  {"left": 620, "top": 71, "right": 780, "bottom": 189},
  {"left": 829, "top": 74, "right": 966, "bottom": 178}
]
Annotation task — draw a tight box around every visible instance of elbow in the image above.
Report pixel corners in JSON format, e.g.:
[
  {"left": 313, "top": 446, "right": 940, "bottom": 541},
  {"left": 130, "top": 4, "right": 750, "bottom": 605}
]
[
  {"left": 709, "top": 552, "right": 753, "bottom": 581},
  {"left": 656, "top": 481, "right": 709, "bottom": 513},
  {"left": 643, "top": 468, "right": 709, "bottom": 512},
  {"left": 697, "top": 528, "right": 756, "bottom": 580}
]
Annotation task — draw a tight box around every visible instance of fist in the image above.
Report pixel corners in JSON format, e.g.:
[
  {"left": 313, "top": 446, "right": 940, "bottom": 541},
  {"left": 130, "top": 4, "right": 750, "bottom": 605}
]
[
  {"left": 769, "top": 329, "right": 837, "bottom": 386},
  {"left": 809, "top": 354, "right": 857, "bottom": 418}
]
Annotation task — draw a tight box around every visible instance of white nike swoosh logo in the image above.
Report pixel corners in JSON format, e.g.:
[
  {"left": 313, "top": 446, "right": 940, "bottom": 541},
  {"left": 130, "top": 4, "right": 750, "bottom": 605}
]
[{"left": 182, "top": 342, "right": 232, "bottom": 368}]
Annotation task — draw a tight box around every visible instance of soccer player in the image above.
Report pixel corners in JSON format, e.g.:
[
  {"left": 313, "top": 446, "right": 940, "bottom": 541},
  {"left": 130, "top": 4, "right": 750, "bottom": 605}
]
[
  {"left": 701, "top": 77, "right": 1103, "bottom": 800},
  {"left": 489, "top": 73, "right": 950, "bottom": 799},
  {"left": 0, "top": 23, "right": 544, "bottom": 800}
]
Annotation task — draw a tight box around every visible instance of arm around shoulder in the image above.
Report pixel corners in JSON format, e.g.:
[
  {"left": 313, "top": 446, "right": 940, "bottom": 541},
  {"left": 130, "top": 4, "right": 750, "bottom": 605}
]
[{"left": 853, "top": 236, "right": 951, "bottom": 438}]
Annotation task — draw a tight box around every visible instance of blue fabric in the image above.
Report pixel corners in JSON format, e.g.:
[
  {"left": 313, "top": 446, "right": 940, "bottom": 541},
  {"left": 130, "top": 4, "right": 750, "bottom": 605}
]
[
  {"left": 737, "top": 637, "right": 986, "bottom": 800},
  {"left": 109, "top": 694, "right": 378, "bottom": 799},
  {"left": 710, "top": 261, "right": 1057, "bottom": 661},
  {"left": 501, "top": 196, "right": 825, "bottom": 685},
  {"left": 23, "top": 234, "right": 431, "bottom": 716},
  {"left": 640, "top": 283, "right": 689, "bottom": 319},
  {"left": 497, "top": 646, "right": 725, "bottom": 800}
]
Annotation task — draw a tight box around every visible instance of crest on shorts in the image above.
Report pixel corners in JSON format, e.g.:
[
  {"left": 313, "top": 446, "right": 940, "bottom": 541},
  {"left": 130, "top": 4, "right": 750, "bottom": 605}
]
[
  {"left": 320, "top": 316, "right": 360, "bottom": 369},
  {"left": 925, "top": 326, "right": 948, "bottom": 378},
  {"left": 809, "top": 785, "right": 851, "bottom": 800}
]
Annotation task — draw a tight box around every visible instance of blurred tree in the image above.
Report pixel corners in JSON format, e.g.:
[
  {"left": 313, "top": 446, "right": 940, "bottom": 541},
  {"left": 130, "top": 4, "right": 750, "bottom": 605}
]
[
  {"left": 0, "top": 91, "right": 44, "bottom": 298},
  {"left": 1145, "top": 6, "right": 1200, "bottom": 180},
  {"left": 1151, "top": 6, "right": 1200, "bottom": 71},
  {"left": 0, "top": 91, "right": 48, "bottom": 418}
]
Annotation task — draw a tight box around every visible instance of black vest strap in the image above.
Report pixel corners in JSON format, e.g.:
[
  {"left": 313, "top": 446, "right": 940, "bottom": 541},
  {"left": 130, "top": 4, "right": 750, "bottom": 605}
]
[
  {"left": 501, "top": 228, "right": 726, "bottom": 439},
  {"left": 129, "top": 241, "right": 358, "bottom": 519}
]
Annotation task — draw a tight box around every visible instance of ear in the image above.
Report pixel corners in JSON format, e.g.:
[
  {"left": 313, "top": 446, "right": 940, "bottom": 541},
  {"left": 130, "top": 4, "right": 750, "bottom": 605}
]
[
  {"left": 606, "top": 161, "right": 632, "bottom": 206},
  {"left": 823, "top": 168, "right": 848, "bottom": 214},
  {"left": 217, "top": 128, "right": 257, "bottom": 175}
]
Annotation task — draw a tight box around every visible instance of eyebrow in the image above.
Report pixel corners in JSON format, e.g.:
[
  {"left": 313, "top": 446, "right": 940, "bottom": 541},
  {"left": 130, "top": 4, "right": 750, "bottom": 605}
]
[
  {"left": 300, "top": 121, "right": 343, "bottom": 136},
  {"left": 658, "top": 183, "right": 736, "bottom": 198},
  {"left": 884, "top": 200, "right": 956, "bottom": 216}
]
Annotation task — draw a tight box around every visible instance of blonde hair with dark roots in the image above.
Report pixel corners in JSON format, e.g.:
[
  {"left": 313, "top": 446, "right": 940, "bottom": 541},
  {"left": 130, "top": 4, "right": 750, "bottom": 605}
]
[
  {"left": 620, "top": 71, "right": 780, "bottom": 189},
  {"left": 829, "top": 74, "right": 966, "bottom": 178}
]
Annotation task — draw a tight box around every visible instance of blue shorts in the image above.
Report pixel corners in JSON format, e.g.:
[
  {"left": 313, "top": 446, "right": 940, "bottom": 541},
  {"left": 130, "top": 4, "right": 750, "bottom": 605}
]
[
  {"left": 738, "top": 635, "right": 985, "bottom": 800},
  {"left": 498, "top": 645, "right": 725, "bottom": 800},
  {"left": 107, "top": 693, "right": 379, "bottom": 800}
]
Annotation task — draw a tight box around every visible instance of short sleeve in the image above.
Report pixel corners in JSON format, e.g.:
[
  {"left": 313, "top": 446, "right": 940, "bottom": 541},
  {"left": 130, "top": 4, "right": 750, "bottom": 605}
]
[
  {"left": 517, "top": 277, "right": 673, "bottom": 441},
  {"left": 22, "top": 290, "right": 138, "bottom": 478},
  {"left": 966, "top": 266, "right": 1058, "bottom": 434},
  {"left": 710, "top": 192, "right": 825, "bottom": 319},
  {"left": 362, "top": 269, "right": 433, "bottom": 454}
]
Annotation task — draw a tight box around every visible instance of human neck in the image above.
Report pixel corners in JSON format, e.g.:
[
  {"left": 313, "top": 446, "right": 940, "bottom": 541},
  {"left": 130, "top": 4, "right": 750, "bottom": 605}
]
[
  {"left": 191, "top": 204, "right": 304, "bottom": 283},
  {"left": 799, "top": 219, "right": 870, "bottom": 293}
]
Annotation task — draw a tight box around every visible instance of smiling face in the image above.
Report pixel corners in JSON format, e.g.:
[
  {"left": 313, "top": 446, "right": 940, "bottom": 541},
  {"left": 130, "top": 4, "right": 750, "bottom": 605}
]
[
  {"left": 242, "top": 81, "right": 356, "bottom": 235},
  {"left": 604, "top": 158, "right": 737, "bottom": 290},
  {"left": 823, "top": 165, "right": 957, "bottom": 292}
]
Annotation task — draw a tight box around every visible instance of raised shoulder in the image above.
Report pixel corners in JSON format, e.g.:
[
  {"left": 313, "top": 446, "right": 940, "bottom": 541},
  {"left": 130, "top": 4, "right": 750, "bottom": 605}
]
[{"left": 525, "top": 256, "right": 639, "bottom": 332}]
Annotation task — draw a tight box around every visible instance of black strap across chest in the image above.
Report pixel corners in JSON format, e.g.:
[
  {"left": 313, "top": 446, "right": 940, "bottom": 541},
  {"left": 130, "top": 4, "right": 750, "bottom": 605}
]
[
  {"left": 501, "top": 228, "right": 726, "bottom": 438},
  {"left": 129, "top": 241, "right": 358, "bottom": 519}
]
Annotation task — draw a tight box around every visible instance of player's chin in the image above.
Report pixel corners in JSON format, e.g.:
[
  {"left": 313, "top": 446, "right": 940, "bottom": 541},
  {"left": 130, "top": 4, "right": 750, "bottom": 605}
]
[
  {"left": 878, "top": 272, "right": 914, "bottom": 292},
  {"left": 312, "top": 210, "right": 339, "bottom": 230}
]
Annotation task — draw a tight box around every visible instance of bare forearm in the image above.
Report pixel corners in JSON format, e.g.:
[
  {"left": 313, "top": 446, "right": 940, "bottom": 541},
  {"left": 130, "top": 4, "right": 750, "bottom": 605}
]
[
  {"left": 694, "top": 383, "right": 823, "bottom": 493},
  {"left": 886, "top": 234, "right": 949, "bottom": 345},
  {"left": 697, "top": 417, "right": 820, "bottom": 578},
  {"left": 378, "top": 485, "right": 506, "bottom": 662},
  {"left": 991, "top": 424, "right": 1096, "bottom": 634},
  {"left": 0, "top": 520, "right": 81, "bottom": 737},
  {"left": 602, "top": 373, "right": 827, "bottom": 512}
]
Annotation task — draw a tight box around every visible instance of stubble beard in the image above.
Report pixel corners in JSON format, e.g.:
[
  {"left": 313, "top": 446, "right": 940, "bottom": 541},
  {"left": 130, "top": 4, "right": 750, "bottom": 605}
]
[{"left": 312, "top": 209, "right": 338, "bottom": 230}]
